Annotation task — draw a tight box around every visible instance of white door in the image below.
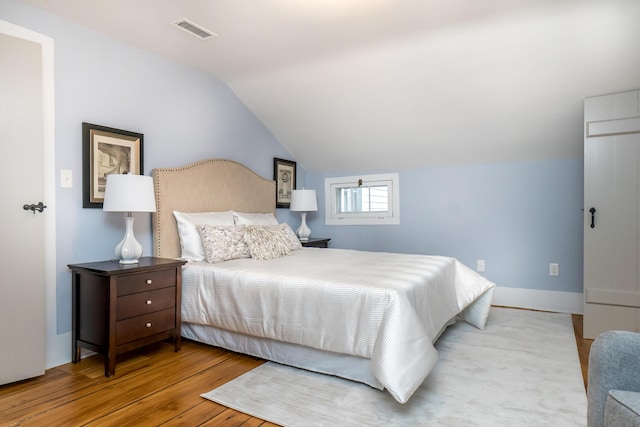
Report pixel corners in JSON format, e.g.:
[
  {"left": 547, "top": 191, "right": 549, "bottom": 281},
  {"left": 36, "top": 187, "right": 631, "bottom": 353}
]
[
  {"left": 0, "top": 28, "right": 46, "bottom": 383},
  {"left": 583, "top": 90, "right": 640, "bottom": 339}
]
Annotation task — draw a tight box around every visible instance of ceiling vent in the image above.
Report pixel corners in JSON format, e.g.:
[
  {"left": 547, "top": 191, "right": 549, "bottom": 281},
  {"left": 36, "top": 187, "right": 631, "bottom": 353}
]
[{"left": 172, "top": 19, "right": 217, "bottom": 40}]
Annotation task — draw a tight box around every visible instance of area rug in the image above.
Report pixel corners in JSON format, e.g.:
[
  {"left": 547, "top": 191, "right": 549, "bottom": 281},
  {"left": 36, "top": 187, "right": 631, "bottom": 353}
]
[{"left": 201, "top": 307, "right": 587, "bottom": 426}]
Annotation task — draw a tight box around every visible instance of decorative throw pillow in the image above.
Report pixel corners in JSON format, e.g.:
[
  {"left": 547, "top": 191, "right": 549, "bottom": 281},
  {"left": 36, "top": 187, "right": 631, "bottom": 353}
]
[
  {"left": 279, "top": 223, "right": 303, "bottom": 251},
  {"left": 173, "top": 210, "right": 235, "bottom": 261},
  {"left": 197, "top": 224, "right": 250, "bottom": 263},
  {"left": 243, "top": 225, "right": 292, "bottom": 260},
  {"left": 233, "top": 211, "right": 279, "bottom": 225}
]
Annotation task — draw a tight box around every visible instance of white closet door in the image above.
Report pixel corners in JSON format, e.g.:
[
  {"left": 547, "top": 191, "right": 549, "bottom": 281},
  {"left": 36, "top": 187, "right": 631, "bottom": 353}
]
[
  {"left": 0, "top": 27, "right": 46, "bottom": 384},
  {"left": 583, "top": 90, "right": 640, "bottom": 339}
]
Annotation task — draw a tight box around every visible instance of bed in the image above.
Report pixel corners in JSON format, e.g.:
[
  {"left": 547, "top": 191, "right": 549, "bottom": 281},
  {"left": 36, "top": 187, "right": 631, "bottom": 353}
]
[{"left": 152, "top": 158, "right": 496, "bottom": 404}]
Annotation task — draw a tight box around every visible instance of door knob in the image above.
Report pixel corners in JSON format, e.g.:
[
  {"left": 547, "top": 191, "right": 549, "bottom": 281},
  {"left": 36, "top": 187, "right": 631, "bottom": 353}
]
[{"left": 22, "top": 202, "right": 47, "bottom": 214}]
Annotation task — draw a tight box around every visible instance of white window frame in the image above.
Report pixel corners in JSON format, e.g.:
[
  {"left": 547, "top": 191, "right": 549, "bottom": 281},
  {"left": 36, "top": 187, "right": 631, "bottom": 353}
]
[{"left": 325, "top": 173, "right": 400, "bottom": 225}]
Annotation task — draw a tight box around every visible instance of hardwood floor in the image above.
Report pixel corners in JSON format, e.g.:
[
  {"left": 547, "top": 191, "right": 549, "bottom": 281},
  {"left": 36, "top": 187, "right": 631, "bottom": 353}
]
[
  {"left": 0, "top": 341, "right": 275, "bottom": 426},
  {"left": 572, "top": 313, "right": 594, "bottom": 390},
  {"left": 1, "top": 314, "right": 593, "bottom": 427}
]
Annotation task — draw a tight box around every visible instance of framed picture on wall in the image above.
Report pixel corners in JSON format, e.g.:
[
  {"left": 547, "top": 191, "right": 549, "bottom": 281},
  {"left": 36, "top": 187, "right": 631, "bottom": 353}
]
[
  {"left": 273, "top": 157, "right": 296, "bottom": 208},
  {"left": 82, "top": 122, "right": 144, "bottom": 208}
]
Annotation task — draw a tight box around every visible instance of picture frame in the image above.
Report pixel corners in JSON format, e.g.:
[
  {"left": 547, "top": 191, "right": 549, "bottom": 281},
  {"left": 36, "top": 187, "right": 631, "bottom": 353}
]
[
  {"left": 82, "top": 122, "right": 144, "bottom": 208},
  {"left": 273, "top": 157, "right": 296, "bottom": 208}
]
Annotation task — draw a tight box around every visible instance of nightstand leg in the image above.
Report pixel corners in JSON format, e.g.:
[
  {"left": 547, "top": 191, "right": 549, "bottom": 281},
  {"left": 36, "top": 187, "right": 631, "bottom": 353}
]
[
  {"left": 106, "top": 351, "right": 116, "bottom": 377},
  {"left": 73, "top": 344, "right": 80, "bottom": 363}
]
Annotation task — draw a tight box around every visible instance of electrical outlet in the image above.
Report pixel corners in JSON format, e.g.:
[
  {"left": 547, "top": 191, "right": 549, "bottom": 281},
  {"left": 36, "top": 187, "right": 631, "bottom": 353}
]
[
  {"left": 477, "top": 259, "right": 485, "bottom": 272},
  {"left": 549, "top": 263, "right": 559, "bottom": 276}
]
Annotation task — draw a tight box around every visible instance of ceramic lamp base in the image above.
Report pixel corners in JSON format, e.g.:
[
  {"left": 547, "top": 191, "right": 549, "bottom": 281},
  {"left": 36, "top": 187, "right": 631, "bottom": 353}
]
[
  {"left": 296, "top": 212, "right": 311, "bottom": 241},
  {"left": 115, "top": 215, "right": 143, "bottom": 264}
]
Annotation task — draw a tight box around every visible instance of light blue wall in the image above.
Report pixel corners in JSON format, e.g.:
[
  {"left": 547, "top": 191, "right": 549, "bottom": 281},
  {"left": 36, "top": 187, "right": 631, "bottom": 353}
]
[
  {"left": 1, "top": 0, "right": 299, "bottom": 335},
  {"left": 303, "top": 158, "right": 584, "bottom": 294},
  {"left": 2, "top": 0, "right": 584, "bottom": 363}
]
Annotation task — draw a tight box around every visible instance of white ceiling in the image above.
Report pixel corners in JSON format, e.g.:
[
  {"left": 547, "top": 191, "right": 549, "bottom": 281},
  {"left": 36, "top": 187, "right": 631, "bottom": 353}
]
[{"left": 24, "top": 0, "right": 640, "bottom": 172}]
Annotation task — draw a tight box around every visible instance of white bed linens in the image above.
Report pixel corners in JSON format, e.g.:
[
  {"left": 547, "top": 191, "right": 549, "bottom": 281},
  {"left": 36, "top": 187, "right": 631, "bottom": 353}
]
[{"left": 181, "top": 248, "right": 495, "bottom": 403}]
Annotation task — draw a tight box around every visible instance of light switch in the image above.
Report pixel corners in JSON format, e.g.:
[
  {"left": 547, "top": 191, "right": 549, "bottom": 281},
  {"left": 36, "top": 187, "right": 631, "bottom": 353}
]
[{"left": 61, "top": 169, "right": 72, "bottom": 188}]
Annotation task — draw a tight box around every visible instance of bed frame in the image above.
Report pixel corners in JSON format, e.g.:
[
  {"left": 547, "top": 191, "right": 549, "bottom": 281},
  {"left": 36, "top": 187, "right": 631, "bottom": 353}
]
[{"left": 152, "top": 158, "right": 275, "bottom": 258}]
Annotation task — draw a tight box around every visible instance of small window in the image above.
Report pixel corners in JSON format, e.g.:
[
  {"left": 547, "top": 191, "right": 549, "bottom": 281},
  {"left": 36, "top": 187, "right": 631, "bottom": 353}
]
[{"left": 325, "top": 173, "right": 400, "bottom": 225}]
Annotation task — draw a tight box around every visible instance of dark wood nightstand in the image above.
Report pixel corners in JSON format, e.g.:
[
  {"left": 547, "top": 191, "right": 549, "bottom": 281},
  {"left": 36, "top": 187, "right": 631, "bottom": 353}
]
[
  {"left": 301, "top": 237, "right": 331, "bottom": 248},
  {"left": 68, "top": 257, "right": 186, "bottom": 377}
]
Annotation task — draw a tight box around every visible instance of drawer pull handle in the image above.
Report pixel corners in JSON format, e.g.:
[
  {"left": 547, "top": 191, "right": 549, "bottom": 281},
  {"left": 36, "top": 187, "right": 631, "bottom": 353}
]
[
  {"left": 146, "top": 279, "right": 153, "bottom": 285},
  {"left": 145, "top": 322, "right": 152, "bottom": 328},
  {"left": 146, "top": 300, "right": 152, "bottom": 305}
]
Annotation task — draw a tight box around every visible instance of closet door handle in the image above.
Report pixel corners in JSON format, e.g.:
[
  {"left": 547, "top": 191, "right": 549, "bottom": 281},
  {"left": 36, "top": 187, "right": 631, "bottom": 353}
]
[{"left": 589, "top": 207, "right": 596, "bottom": 229}]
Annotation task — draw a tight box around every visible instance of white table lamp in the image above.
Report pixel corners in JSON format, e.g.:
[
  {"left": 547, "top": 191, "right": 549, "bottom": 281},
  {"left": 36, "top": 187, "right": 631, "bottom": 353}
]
[
  {"left": 103, "top": 174, "right": 156, "bottom": 264},
  {"left": 290, "top": 189, "right": 318, "bottom": 241}
]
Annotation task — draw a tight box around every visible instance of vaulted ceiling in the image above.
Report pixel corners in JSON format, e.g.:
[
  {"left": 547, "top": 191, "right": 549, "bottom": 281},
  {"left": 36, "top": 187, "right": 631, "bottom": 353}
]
[{"left": 24, "top": 0, "right": 640, "bottom": 172}]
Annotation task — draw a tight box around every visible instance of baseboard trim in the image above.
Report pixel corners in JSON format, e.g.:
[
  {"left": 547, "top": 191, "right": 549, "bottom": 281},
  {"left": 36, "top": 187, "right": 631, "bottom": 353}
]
[{"left": 492, "top": 286, "right": 583, "bottom": 314}]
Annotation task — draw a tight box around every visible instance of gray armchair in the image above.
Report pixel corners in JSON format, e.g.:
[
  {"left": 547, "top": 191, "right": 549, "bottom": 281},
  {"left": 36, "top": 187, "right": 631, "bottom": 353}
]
[{"left": 588, "top": 330, "right": 640, "bottom": 427}]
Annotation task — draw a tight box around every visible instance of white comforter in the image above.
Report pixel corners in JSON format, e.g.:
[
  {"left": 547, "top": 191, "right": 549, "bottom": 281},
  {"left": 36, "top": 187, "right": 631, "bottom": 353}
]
[{"left": 181, "top": 248, "right": 495, "bottom": 403}]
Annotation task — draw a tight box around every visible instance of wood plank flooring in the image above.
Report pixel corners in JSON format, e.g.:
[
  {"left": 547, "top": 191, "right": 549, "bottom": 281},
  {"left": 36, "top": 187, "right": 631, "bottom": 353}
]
[{"left": 1, "top": 313, "right": 593, "bottom": 426}]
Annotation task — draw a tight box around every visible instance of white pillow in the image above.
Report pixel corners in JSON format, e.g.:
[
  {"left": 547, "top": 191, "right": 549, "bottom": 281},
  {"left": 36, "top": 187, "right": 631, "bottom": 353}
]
[
  {"left": 173, "top": 210, "right": 235, "bottom": 261},
  {"left": 197, "top": 224, "right": 250, "bottom": 263},
  {"left": 233, "top": 211, "right": 278, "bottom": 226}
]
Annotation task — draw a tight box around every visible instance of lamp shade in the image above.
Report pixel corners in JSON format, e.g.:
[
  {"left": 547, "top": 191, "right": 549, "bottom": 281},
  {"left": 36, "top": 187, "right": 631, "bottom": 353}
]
[
  {"left": 103, "top": 174, "right": 156, "bottom": 212},
  {"left": 290, "top": 189, "right": 317, "bottom": 212}
]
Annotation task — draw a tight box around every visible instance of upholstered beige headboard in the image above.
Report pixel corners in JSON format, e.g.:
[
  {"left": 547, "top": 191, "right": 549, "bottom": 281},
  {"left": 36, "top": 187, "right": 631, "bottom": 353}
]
[{"left": 152, "top": 158, "right": 276, "bottom": 258}]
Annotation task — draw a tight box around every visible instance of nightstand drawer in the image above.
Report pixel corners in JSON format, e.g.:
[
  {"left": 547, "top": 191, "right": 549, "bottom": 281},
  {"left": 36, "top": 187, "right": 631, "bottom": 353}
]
[
  {"left": 116, "top": 287, "right": 176, "bottom": 320},
  {"left": 116, "top": 308, "right": 176, "bottom": 345},
  {"left": 117, "top": 270, "right": 176, "bottom": 296}
]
